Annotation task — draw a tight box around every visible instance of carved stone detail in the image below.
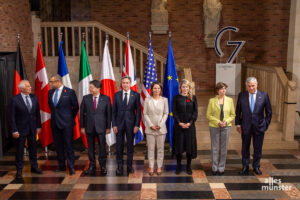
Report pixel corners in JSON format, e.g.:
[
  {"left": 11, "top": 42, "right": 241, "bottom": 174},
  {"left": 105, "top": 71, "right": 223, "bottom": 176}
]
[
  {"left": 203, "top": 0, "right": 222, "bottom": 48},
  {"left": 151, "top": 0, "right": 169, "bottom": 34}
]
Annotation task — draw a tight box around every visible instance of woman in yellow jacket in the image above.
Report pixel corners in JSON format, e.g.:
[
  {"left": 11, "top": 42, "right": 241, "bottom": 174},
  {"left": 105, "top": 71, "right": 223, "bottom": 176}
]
[{"left": 206, "top": 82, "right": 235, "bottom": 175}]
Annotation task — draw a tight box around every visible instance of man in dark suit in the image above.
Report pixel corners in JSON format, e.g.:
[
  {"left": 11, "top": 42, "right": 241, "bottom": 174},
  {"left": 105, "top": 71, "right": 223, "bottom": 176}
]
[
  {"left": 112, "top": 76, "right": 141, "bottom": 176},
  {"left": 48, "top": 74, "right": 79, "bottom": 175},
  {"left": 80, "top": 80, "right": 111, "bottom": 176},
  {"left": 236, "top": 77, "right": 272, "bottom": 175},
  {"left": 10, "top": 80, "right": 42, "bottom": 178}
]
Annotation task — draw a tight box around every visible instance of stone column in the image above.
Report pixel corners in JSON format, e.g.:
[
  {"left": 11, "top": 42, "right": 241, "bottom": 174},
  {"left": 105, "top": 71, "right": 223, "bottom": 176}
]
[{"left": 287, "top": 0, "right": 300, "bottom": 136}]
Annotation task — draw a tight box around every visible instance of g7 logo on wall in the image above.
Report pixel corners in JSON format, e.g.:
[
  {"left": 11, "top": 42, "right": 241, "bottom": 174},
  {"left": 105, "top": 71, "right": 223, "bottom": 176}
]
[{"left": 214, "top": 26, "right": 245, "bottom": 64}]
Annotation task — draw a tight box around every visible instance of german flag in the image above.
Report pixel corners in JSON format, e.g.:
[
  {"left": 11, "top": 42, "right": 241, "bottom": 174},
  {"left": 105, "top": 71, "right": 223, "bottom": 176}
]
[{"left": 12, "top": 42, "right": 27, "bottom": 96}]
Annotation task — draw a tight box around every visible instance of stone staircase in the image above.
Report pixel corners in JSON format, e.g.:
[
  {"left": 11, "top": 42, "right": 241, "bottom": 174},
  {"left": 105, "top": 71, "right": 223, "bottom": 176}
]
[{"left": 195, "top": 94, "right": 299, "bottom": 150}]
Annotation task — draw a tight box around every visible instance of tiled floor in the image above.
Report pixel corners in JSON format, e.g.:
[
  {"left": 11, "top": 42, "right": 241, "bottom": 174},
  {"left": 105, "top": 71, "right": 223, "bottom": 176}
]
[{"left": 1, "top": 142, "right": 300, "bottom": 200}]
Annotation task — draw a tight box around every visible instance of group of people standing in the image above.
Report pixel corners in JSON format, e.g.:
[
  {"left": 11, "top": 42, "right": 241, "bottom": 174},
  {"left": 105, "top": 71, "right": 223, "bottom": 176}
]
[
  {"left": 206, "top": 77, "right": 272, "bottom": 176},
  {"left": 9, "top": 74, "right": 271, "bottom": 179}
]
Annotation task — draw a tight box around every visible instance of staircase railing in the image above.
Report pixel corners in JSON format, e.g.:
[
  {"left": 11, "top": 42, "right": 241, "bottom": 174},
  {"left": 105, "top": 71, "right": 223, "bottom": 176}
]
[
  {"left": 40, "top": 21, "right": 188, "bottom": 84},
  {"left": 243, "top": 63, "right": 297, "bottom": 141}
]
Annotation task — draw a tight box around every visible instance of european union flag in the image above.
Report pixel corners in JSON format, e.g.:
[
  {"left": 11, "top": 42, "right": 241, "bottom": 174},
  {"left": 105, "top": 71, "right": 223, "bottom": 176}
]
[{"left": 163, "top": 39, "right": 179, "bottom": 147}]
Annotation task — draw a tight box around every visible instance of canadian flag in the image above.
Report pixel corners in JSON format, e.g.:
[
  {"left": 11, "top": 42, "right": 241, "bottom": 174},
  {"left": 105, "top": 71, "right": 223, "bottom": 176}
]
[
  {"left": 35, "top": 41, "right": 53, "bottom": 147},
  {"left": 100, "top": 39, "right": 117, "bottom": 146}
]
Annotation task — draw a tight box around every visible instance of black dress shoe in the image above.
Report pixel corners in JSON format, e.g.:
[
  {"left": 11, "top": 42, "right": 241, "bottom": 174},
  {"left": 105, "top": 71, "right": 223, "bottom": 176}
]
[
  {"left": 55, "top": 167, "right": 66, "bottom": 172},
  {"left": 218, "top": 171, "right": 224, "bottom": 176},
  {"left": 116, "top": 167, "right": 123, "bottom": 176},
  {"left": 101, "top": 167, "right": 107, "bottom": 176},
  {"left": 239, "top": 166, "right": 249, "bottom": 176},
  {"left": 186, "top": 166, "right": 192, "bottom": 175},
  {"left": 253, "top": 167, "right": 262, "bottom": 175},
  {"left": 175, "top": 165, "right": 182, "bottom": 175},
  {"left": 84, "top": 167, "right": 96, "bottom": 176},
  {"left": 31, "top": 167, "right": 43, "bottom": 174},
  {"left": 127, "top": 167, "right": 134, "bottom": 174},
  {"left": 69, "top": 168, "right": 75, "bottom": 175},
  {"left": 212, "top": 171, "right": 218, "bottom": 176},
  {"left": 16, "top": 170, "right": 22, "bottom": 179}
]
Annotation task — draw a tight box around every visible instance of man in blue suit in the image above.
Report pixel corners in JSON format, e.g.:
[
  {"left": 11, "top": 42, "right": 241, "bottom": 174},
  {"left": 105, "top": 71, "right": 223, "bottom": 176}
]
[
  {"left": 48, "top": 74, "right": 79, "bottom": 175},
  {"left": 10, "top": 80, "right": 42, "bottom": 178},
  {"left": 236, "top": 77, "right": 272, "bottom": 175},
  {"left": 112, "top": 76, "right": 141, "bottom": 176}
]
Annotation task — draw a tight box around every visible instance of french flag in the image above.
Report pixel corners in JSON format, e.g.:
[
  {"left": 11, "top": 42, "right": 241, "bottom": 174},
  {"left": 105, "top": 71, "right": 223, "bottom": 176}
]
[
  {"left": 122, "top": 39, "right": 144, "bottom": 145},
  {"left": 58, "top": 41, "right": 81, "bottom": 141}
]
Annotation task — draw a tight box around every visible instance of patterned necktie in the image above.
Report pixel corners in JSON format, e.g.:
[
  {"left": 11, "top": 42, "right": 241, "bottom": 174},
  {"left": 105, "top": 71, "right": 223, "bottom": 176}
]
[
  {"left": 25, "top": 96, "right": 31, "bottom": 112},
  {"left": 93, "top": 97, "right": 97, "bottom": 111},
  {"left": 53, "top": 89, "right": 59, "bottom": 107},
  {"left": 123, "top": 93, "right": 128, "bottom": 106},
  {"left": 251, "top": 93, "right": 255, "bottom": 113}
]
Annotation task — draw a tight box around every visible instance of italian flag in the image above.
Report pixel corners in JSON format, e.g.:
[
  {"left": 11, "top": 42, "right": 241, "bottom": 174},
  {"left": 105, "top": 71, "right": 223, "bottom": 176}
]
[{"left": 79, "top": 40, "right": 93, "bottom": 148}]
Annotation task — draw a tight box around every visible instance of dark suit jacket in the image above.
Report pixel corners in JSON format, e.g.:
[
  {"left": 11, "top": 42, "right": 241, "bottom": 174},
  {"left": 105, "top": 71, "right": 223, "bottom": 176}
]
[
  {"left": 48, "top": 86, "right": 79, "bottom": 129},
  {"left": 10, "top": 94, "right": 41, "bottom": 136},
  {"left": 235, "top": 90, "right": 272, "bottom": 135},
  {"left": 80, "top": 94, "right": 112, "bottom": 134},
  {"left": 112, "top": 90, "right": 141, "bottom": 131}
]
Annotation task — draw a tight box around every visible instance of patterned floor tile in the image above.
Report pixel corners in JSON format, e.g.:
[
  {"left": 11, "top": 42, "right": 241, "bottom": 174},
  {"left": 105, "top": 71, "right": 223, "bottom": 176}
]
[{"left": 0, "top": 144, "right": 300, "bottom": 199}]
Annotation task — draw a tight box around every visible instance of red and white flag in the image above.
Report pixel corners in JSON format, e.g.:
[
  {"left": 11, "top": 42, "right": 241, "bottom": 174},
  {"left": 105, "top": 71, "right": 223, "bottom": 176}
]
[
  {"left": 100, "top": 39, "right": 117, "bottom": 146},
  {"left": 35, "top": 41, "right": 53, "bottom": 147},
  {"left": 122, "top": 39, "right": 144, "bottom": 145}
]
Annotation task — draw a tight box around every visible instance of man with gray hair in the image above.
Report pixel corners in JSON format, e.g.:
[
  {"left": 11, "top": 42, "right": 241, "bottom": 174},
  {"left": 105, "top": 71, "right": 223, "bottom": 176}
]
[
  {"left": 10, "top": 80, "right": 42, "bottom": 178},
  {"left": 235, "top": 77, "right": 272, "bottom": 175}
]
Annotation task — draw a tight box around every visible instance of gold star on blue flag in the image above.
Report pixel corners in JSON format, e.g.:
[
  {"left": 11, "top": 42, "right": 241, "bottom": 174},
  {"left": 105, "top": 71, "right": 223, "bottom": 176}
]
[{"left": 163, "top": 39, "right": 179, "bottom": 147}]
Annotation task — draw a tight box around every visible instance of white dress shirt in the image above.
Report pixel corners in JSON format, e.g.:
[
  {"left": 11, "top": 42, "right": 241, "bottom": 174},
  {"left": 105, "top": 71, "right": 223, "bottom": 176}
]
[
  {"left": 21, "top": 92, "right": 32, "bottom": 109},
  {"left": 122, "top": 89, "right": 131, "bottom": 105},
  {"left": 52, "top": 85, "right": 64, "bottom": 104},
  {"left": 248, "top": 90, "right": 257, "bottom": 109}
]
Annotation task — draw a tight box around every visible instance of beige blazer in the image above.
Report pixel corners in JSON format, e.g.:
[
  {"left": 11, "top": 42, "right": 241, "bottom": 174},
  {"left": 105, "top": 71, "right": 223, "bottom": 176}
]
[{"left": 143, "top": 96, "right": 169, "bottom": 135}]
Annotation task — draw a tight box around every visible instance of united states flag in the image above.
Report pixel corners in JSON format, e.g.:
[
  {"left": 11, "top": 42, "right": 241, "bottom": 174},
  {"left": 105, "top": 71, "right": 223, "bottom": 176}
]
[{"left": 141, "top": 38, "right": 158, "bottom": 126}]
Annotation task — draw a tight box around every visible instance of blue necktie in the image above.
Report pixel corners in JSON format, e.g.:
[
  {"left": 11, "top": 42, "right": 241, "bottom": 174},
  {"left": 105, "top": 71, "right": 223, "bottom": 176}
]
[
  {"left": 251, "top": 93, "right": 255, "bottom": 113},
  {"left": 54, "top": 89, "right": 59, "bottom": 107}
]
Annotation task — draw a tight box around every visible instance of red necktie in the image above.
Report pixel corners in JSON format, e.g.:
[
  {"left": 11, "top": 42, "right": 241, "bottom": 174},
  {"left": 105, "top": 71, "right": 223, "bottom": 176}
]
[{"left": 93, "top": 97, "right": 97, "bottom": 111}]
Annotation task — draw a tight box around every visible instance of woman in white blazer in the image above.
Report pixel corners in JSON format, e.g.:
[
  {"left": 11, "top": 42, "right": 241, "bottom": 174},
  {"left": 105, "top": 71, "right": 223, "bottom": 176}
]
[{"left": 143, "top": 82, "right": 169, "bottom": 176}]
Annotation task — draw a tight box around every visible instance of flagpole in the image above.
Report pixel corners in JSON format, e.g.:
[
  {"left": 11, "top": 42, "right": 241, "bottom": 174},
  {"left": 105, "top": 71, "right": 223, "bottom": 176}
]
[
  {"left": 127, "top": 32, "right": 129, "bottom": 40},
  {"left": 17, "top": 33, "right": 20, "bottom": 44},
  {"left": 82, "top": 32, "right": 85, "bottom": 42},
  {"left": 18, "top": 33, "right": 28, "bottom": 157}
]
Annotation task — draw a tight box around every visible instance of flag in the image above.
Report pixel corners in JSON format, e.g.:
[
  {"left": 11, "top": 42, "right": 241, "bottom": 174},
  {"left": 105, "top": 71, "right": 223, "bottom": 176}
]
[
  {"left": 78, "top": 40, "right": 93, "bottom": 148},
  {"left": 122, "top": 39, "right": 143, "bottom": 145},
  {"left": 141, "top": 38, "right": 157, "bottom": 129},
  {"left": 57, "top": 41, "right": 81, "bottom": 141},
  {"left": 163, "top": 39, "right": 179, "bottom": 147},
  {"left": 35, "top": 41, "right": 53, "bottom": 147},
  {"left": 100, "top": 40, "right": 117, "bottom": 146},
  {"left": 12, "top": 42, "right": 27, "bottom": 96}
]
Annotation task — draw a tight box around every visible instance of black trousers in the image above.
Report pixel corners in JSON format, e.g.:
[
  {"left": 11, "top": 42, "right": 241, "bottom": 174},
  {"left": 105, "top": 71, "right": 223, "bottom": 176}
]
[
  {"left": 52, "top": 125, "right": 75, "bottom": 169},
  {"left": 15, "top": 131, "right": 38, "bottom": 170},
  {"left": 116, "top": 125, "right": 134, "bottom": 168},
  {"left": 86, "top": 128, "right": 107, "bottom": 168},
  {"left": 242, "top": 125, "right": 265, "bottom": 168}
]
